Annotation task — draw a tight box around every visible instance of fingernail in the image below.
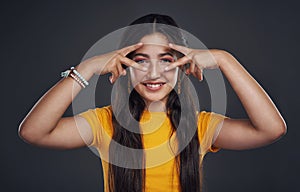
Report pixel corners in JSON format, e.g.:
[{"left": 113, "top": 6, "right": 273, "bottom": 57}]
[
  {"left": 142, "top": 67, "right": 147, "bottom": 71},
  {"left": 169, "top": 43, "right": 173, "bottom": 47},
  {"left": 164, "top": 67, "right": 169, "bottom": 71},
  {"left": 138, "top": 42, "right": 143, "bottom": 46},
  {"left": 109, "top": 76, "right": 113, "bottom": 83}
]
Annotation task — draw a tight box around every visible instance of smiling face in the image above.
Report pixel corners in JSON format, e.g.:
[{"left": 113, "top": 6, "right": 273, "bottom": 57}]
[{"left": 129, "top": 33, "right": 179, "bottom": 108}]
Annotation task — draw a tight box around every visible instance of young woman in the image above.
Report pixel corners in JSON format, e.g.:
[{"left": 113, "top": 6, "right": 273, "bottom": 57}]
[{"left": 19, "top": 14, "right": 287, "bottom": 192}]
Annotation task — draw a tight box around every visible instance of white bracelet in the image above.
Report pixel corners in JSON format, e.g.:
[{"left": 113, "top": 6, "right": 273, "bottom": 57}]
[
  {"left": 70, "top": 67, "right": 89, "bottom": 86},
  {"left": 69, "top": 73, "right": 86, "bottom": 88},
  {"left": 61, "top": 67, "right": 89, "bottom": 88}
]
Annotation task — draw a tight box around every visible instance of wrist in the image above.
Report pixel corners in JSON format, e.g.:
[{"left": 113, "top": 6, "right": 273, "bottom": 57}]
[
  {"left": 76, "top": 60, "right": 96, "bottom": 80},
  {"left": 212, "top": 49, "right": 233, "bottom": 69}
]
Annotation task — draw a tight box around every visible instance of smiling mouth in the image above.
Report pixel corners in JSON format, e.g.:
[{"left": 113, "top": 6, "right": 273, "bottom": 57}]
[{"left": 142, "top": 82, "right": 166, "bottom": 89}]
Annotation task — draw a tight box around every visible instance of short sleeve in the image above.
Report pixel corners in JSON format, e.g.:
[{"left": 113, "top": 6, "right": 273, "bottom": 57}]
[
  {"left": 78, "top": 106, "right": 113, "bottom": 147},
  {"left": 197, "top": 111, "right": 228, "bottom": 155}
]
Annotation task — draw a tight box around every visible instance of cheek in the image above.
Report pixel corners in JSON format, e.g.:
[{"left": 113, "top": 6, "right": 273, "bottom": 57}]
[
  {"left": 129, "top": 68, "right": 147, "bottom": 87},
  {"left": 165, "top": 69, "right": 179, "bottom": 87}
]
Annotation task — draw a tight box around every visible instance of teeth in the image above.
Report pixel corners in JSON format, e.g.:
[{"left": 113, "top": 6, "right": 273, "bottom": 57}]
[{"left": 146, "top": 83, "right": 162, "bottom": 88}]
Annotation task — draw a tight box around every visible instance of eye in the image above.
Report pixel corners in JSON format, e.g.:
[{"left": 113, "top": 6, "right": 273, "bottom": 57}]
[
  {"left": 161, "top": 59, "right": 171, "bottom": 62},
  {"left": 134, "top": 59, "right": 148, "bottom": 64},
  {"left": 160, "top": 58, "right": 173, "bottom": 64}
]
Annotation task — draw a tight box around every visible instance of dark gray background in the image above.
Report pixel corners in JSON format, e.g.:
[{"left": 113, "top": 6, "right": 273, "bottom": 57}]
[{"left": 3, "top": 0, "right": 299, "bottom": 191}]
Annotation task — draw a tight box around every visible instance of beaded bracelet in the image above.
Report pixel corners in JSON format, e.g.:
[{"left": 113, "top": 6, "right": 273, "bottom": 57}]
[
  {"left": 70, "top": 67, "right": 89, "bottom": 86},
  {"left": 61, "top": 67, "right": 89, "bottom": 88},
  {"left": 69, "top": 73, "right": 86, "bottom": 88}
]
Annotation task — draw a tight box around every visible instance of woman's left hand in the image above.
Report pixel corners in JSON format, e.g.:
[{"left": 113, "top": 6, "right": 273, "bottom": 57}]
[{"left": 165, "top": 43, "right": 223, "bottom": 81}]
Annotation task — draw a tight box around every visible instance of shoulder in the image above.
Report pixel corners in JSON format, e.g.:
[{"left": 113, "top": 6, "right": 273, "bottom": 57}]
[
  {"left": 94, "top": 105, "right": 113, "bottom": 119},
  {"left": 197, "top": 111, "right": 211, "bottom": 138},
  {"left": 197, "top": 111, "right": 227, "bottom": 125},
  {"left": 197, "top": 111, "right": 228, "bottom": 153},
  {"left": 78, "top": 105, "right": 113, "bottom": 127},
  {"left": 197, "top": 111, "right": 227, "bottom": 131},
  {"left": 87, "top": 105, "right": 114, "bottom": 136}
]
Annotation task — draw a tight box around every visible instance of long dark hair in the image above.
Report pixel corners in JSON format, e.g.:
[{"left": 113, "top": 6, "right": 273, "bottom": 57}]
[{"left": 108, "top": 14, "right": 202, "bottom": 192}]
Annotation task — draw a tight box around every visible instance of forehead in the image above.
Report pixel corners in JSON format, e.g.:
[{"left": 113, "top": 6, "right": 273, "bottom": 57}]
[
  {"left": 135, "top": 33, "right": 172, "bottom": 56},
  {"left": 140, "top": 33, "right": 169, "bottom": 46}
]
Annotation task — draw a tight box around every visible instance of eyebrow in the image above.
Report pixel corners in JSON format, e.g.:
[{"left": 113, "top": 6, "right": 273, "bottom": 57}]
[{"left": 132, "top": 52, "right": 174, "bottom": 58}]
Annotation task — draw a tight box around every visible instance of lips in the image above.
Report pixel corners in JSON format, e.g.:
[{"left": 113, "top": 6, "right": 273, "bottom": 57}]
[{"left": 142, "top": 82, "right": 166, "bottom": 91}]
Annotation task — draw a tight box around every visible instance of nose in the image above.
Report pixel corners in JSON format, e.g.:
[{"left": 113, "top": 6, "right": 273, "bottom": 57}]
[{"left": 147, "top": 59, "right": 162, "bottom": 79}]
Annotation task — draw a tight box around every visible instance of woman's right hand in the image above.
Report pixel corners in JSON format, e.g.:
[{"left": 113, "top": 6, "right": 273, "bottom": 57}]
[{"left": 80, "top": 42, "right": 147, "bottom": 83}]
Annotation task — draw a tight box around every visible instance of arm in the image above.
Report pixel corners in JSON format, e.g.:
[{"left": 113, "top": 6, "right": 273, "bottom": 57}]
[
  {"left": 212, "top": 50, "right": 287, "bottom": 150},
  {"left": 166, "top": 44, "right": 287, "bottom": 150},
  {"left": 18, "top": 43, "right": 145, "bottom": 150},
  {"left": 18, "top": 64, "right": 95, "bottom": 150}
]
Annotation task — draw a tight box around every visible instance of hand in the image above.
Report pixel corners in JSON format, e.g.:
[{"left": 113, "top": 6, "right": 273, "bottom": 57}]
[
  {"left": 80, "top": 42, "right": 147, "bottom": 83},
  {"left": 165, "top": 43, "right": 222, "bottom": 81}
]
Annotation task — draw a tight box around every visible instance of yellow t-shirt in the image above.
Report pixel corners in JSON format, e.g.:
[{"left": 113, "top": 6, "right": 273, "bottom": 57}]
[{"left": 79, "top": 106, "right": 227, "bottom": 192}]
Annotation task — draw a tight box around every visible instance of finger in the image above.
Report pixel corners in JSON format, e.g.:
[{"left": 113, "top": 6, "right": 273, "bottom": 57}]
[
  {"left": 120, "top": 42, "right": 143, "bottom": 56},
  {"left": 190, "top": 68, "right": 197, "bottom": 78},
  {"left": 189, "top": 61, "right": 196, "bottom": 74},
  {"left": 169, "top": 43, "right": 191, "bottom": 55},
  {"left": 119, "top": 56, "right": 147, "bottom": 72},
  {"left": 185, "top": 67, "right": 190, "bottom": 75},
  {"left": 109, "top": 69, "right": 119, "bottom": 83},
  {"left": 164, "top": 56, "right": 191, "bottom": 71},
  {"left": 194, "top": 66, "right": 204, "bottom": 81},
  {"left": 108, "top": 73, "right": 114, "bottom": 84},
  {"left": 116, "top": 63, "right": 126, "bottom": 76}
]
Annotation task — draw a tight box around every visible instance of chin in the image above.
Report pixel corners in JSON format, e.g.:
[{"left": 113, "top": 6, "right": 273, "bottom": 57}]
[
  {"left": 135, "top": 90, "right": 170, "bottom": 104},
  {"left": 142, "top": 94, "right": 168, "bottom": 103}
]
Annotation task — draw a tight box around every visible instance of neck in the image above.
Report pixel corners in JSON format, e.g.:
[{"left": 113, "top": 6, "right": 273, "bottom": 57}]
[{"left": 145, "top": 100, "right": 166, "bottom": 112}]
